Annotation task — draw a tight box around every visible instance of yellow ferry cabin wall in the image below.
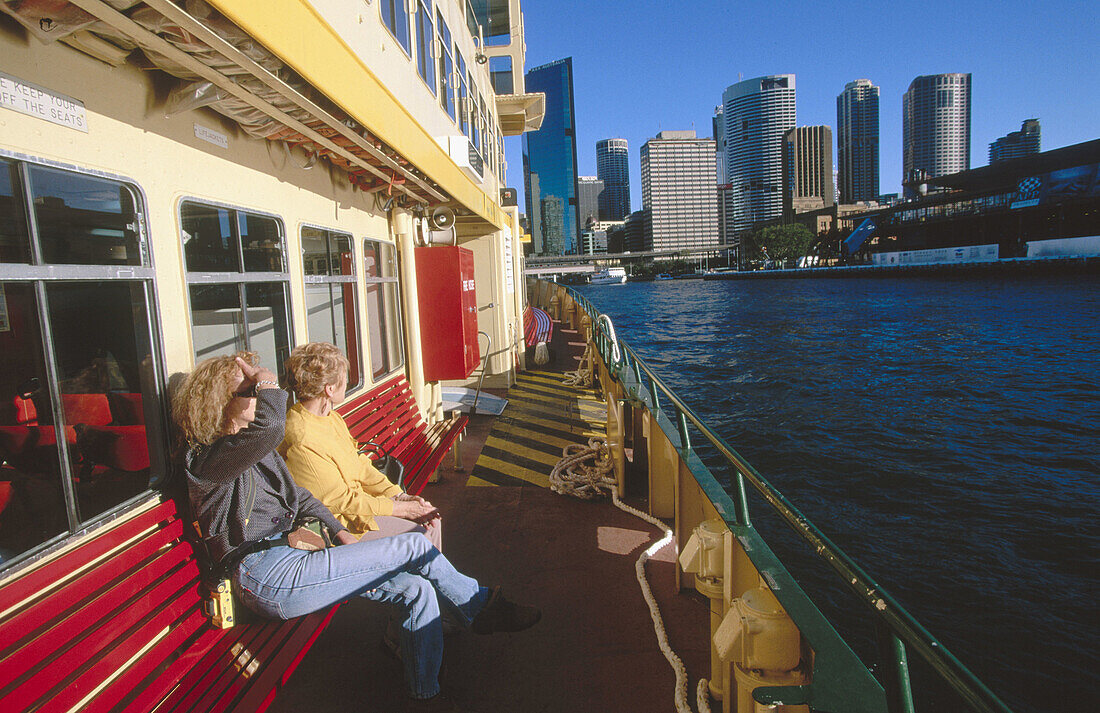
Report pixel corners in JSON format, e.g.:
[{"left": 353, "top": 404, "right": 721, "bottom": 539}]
[{"left": 209, "top": 0, "right": 510, "bottom": 231}]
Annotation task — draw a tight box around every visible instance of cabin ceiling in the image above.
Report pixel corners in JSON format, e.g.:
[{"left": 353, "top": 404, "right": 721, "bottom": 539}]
[{"left": 2, "top": 0, "right": 454, "bottom": 208}]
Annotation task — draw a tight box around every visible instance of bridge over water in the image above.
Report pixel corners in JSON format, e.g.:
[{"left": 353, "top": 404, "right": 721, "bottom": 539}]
[{"left": 523, "top": 246, "right": 733, "bottom": 276}]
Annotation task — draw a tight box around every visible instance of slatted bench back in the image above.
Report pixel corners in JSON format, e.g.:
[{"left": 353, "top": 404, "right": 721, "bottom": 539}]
[
  {"left": 338, "top": 375, "right": 468, "bottom": 495},
  {"left": 0, "top": 498, "right": 334, "bottom": 713},
  {"left": 523, "top": 305, "right": 553, "bottom": 346}
]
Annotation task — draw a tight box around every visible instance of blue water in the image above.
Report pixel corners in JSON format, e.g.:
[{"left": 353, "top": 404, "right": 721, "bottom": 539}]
[{"left": 575, "top": 275, "right": 1100, "bottom": 713}]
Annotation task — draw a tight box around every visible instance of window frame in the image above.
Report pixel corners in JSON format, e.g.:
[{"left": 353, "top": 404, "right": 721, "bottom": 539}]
[
  {"left": 0, "top": 151, "right": 170, "bottom": 573},
  {"left": 379, "top": 0, "right": 412, "bottom": 56},
  {"left": 415, "top": 0, "right": 437, "bottom": 96},
  {"left": 362, "top": 238, "right": 405, "bottom": 381},
  {"left": 437, "top": 9, "right": 456, "bottom": 121},
  {"left": 299, "top": 223, "right": 363, "bottom": 394},
  {"left": 455, "top": 48, "right": 470, "bottom": 137},
  {"left": 180, "top": 197, "right": 295, "bottom": 381}
]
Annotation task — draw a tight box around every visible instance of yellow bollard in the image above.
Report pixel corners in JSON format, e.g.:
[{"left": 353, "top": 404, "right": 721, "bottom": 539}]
[
  {"left": 713, "top": 583, "right": 808, "bottom": 712},
  {"left": 679, "top": 519, "right": 730, "bottom": 701}
]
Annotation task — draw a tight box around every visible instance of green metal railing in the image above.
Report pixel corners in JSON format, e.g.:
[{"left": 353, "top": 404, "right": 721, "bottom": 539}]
[{"left": 550, "top": 282, "right": 1015, "bottom": 713}]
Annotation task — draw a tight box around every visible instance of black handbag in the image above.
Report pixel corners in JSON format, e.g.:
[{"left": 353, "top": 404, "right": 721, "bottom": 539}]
[{"left": 358, "top": 440, "right": 406, "bottom": 490}]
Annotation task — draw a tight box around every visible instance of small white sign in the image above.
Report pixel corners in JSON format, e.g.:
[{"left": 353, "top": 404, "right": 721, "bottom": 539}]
[
  {"left": 0, "top": 71, "right": 88, "bottom": 132},
  {"left": 194, "top": 123, "right": 229, "bottom": 149},
  {"left": 503, "top": 226, "right": 515, "bottom": 294}
]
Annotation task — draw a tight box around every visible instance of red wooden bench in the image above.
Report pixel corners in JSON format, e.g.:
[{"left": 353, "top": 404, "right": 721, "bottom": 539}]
[
  {"left": 0, "top": 498, "right": 335, "bottom": 713},
  {"left": 336, "top": 374, "right": 469, "bottom": 495},
  {"left": 523, "top": 304, "right": 553, "bottom": 349}
]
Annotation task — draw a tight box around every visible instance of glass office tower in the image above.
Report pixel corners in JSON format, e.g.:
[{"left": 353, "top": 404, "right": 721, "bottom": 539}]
[
  {"left": 903, "top": 73, "right": 971, "bottom": 197},
  {"left": 722, "top": 74, "right": 797, "bottom": 234},
  {"left": 522, "top": 58, "right": 580, "bottom": 255},
  {"left": 596, "top": 138, "right": 631, "bottom": 220},
  {"left": 837, "top": 79, "right": 880, "bottom": 204}
]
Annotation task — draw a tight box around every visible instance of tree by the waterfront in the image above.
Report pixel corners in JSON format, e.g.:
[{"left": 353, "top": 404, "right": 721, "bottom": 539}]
[{"left": 743, "top": 224, "right": 816, "bottom": 263}]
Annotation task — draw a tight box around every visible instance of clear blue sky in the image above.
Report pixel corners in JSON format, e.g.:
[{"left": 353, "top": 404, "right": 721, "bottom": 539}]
[{"left": 504, "top": 0, "right": 1099, "bottom": 212}]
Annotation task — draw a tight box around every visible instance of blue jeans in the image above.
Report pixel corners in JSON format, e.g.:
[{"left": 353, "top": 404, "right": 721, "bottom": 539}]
[{"left": 234, "top": 532, "right": 489, "bottom": 699}]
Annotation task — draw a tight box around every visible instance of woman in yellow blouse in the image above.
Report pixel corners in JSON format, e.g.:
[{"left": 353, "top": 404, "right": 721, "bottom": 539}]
[{"left": 279, "top": 343, "right": 441, "bottom": 549}]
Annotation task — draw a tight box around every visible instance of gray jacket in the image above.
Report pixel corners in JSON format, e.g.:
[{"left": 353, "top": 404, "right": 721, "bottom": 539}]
[{"left": 185, "top": 388, "right": 345, "bottom": 565}]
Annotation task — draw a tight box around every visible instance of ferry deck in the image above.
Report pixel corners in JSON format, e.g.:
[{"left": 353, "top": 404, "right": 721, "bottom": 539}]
[{"left": 270, "top": 331, "right": 712, "bottom": 712}]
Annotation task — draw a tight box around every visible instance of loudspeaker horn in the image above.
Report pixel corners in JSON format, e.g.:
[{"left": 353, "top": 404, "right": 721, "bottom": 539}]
[{"left": 429, "top": 206, "right": 456, "bottom": 231}]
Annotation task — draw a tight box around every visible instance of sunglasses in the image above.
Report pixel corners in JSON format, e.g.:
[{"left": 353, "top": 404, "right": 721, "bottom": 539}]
[{"left": 233, "top": 384, "right": 258, "bottom": 399}]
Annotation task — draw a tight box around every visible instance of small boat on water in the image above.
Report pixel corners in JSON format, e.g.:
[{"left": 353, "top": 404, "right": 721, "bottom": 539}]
[
  {"left": 589, "top": 267, "right": 628, "bottom": 284},
  {"left": 654, "top": 273, "right": 673, "bottom": 280}
]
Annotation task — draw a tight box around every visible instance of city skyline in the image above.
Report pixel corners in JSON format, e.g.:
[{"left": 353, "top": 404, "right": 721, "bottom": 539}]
[{"left": 504, "top": 0, "right": 1098, "bottom": 215}]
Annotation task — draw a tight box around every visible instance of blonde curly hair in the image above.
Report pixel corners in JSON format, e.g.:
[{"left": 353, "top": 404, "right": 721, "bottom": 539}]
[
  {"left": 173, "top": 351, "right": 258, "bottom": 447},
  {"left": 284, "top": 342, "right": 349, "bottom": 401}
]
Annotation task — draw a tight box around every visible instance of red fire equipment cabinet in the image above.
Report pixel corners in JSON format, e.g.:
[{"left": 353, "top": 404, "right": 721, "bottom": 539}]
[{"left": 414, "top": 245, "right": 480, "bottom": 381}]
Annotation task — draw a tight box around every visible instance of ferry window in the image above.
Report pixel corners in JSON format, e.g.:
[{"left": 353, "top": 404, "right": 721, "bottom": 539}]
[
  {"left": 363, "top": 239, "right": 404, "bottom": 379},
  {"left": 470, "top": 82, "right": 481, "bottom": 151},
  {"left": 489, "top": 55, "right": 513, "bottom": 95},
  {"left": 466, "top": 0, "right": 510, "bottom": 47},
  {"left": 477, "top": 90, "right": 488, "bottom": 156},
  {"left": 415, "top": 0, "right": 437, "bottom": 95},
  {"left": 28, "top": 165, "right": 143, "bottom": 267},
  {"left": 0, "top": 159, "right": 168, "bottom": 572},
  {"left": 455, "top": 50, "right": 469, "bottom": 137},
  {"left": 301, "top": 227, "right": 362, "bottom": 392},
  {"left": 379, "top": 0, "right": 411, "bottom": 55},
  {"left": 0, "top": 159, "right": 32, "bottom": 263},
  {"left": 437, "top": 11, "right": 455, "bottom": 120},
  {"left": 181, "top": 201, "right": 293, "bottom": 381}
]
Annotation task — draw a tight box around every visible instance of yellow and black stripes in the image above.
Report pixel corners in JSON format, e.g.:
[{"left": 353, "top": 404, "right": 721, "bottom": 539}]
[{"left": 467, "top": 370, "right": 606, "bottom": 488}]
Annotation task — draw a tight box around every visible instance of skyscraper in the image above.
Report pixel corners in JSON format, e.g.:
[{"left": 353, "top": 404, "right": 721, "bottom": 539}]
[
  {"left": 903, "top": 73, "right": 971, "bottom": 196},
  {"left": 989, "top": 119, "right": 1041, "bottom": 164},
  {"left": 837, "top": 79, "right": 880, "bottom": 204},
  {"left": 713, "top": 105, "right": 733, "bottom": 246},
  {"left": 596, "top": 138, "right": 631, "bottom": 220},
  {"left": 722, "top": 74, "right": 797, "bottom": 234},
  {"left": 523, "top": 58, "right": 580, "bottom": 255},
  {"left": 783, "top": 126, "right": 834, "bottom": 216},
  {"left": 577, "top": 176, "right": 604, "bottom": 227},
  {"left": 640, "top": 130, "right": 718, "bottom": 251}
]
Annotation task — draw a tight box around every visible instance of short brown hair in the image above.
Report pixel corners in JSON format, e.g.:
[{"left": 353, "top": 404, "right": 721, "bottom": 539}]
[
  {"left": 284, "top": 343, "right": 349, "bottom": 401},
  {"left": 172, "top": 351, "right": 257, "bottom": 447}
]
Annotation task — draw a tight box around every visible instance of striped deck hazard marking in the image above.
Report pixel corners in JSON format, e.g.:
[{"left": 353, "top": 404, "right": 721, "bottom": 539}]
[{"left": 468, "top": 369, "right": 606, "bottom": 488}]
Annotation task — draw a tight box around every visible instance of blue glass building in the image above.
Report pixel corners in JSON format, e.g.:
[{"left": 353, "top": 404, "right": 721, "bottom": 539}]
[{"left": 522, "top": 58, "right": 580, "bottom": 255}]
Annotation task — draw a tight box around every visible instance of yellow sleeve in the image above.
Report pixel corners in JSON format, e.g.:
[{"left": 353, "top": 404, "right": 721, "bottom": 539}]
[
  {"left": 355, "top": 455, "right": 404, "bottom": 498},
  {"left": 331, "top": 412, "right": 402, "bottom": 498},
  {"left": 282, "top": 441, "right": 395, "bottom": 533}
]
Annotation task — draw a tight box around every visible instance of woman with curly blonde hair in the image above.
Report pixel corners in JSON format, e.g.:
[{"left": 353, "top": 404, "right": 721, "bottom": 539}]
[
  {"left": 176, "top": 351, "right": 540, "bottom": 712},
  {"left": 280, "top": 342, "right": 441, "bottom": 549}
]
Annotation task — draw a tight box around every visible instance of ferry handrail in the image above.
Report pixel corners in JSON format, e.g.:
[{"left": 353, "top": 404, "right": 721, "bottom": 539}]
[{"left": 570, "top": 287, "right": 1014, "bottom": 713}]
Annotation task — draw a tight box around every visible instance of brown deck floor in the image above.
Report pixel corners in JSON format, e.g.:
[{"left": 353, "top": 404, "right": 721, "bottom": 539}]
[{"left": 269, "top": 323, "right": 711, "bottom": 713}]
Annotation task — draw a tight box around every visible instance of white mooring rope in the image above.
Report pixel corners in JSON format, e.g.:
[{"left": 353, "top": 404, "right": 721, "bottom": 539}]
[
  {"left": 549, "top": 439, "right": 712, "bottom": 713},
  {"left": 560, "top": 342, "right": 595, "bottom": 387}
]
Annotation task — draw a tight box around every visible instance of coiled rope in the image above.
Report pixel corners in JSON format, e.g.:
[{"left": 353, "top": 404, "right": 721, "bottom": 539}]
[
  {"left": 549, "top": 438, "right": 712, "bottom": 713},
  {"left": 560, "top": 343, "right": 595, "bottom": 388}
]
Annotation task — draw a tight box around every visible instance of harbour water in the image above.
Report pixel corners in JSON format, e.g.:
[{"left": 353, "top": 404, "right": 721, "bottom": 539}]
[{"left": 575, "top": 275, "right": 1099, "bottom": 712}]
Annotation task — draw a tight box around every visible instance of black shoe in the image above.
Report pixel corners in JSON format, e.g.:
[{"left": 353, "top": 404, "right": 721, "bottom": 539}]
[{"left": 471, "top": 586, "right": 541, "bottom": 634}]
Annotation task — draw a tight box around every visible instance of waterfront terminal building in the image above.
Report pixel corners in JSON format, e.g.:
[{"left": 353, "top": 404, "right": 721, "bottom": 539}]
[{"left": 849, "top": 139, "right": 1100, "bottom": 262}]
